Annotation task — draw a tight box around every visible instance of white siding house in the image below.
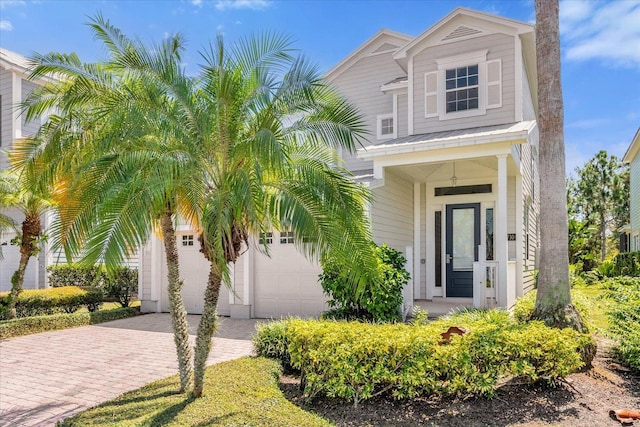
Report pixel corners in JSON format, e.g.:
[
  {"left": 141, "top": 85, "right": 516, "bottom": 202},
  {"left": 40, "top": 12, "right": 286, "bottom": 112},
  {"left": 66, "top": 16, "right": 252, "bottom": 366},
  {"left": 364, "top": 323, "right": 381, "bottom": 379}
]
[
  {"left": 138, "top": 7, "right": 540, "bottom": 318},
  {"left": 0, "top": 48, "right": 54, "bottom": 292},
  {"left": 623, "top": 128, "right": 640, "bottom": 251}
]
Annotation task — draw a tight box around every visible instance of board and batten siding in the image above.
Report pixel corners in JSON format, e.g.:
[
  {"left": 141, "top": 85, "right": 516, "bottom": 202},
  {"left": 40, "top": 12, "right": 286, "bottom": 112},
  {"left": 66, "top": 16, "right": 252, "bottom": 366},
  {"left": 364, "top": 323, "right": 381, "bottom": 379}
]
[
  {"left": 371, "top": 170, "right": 413, "bottom": 253},
  {"left": 330, "top": 49, "right": 405, "bottom": 173},
  {"left": 412, "top": 33, "right": 516, "bottom": 135}
]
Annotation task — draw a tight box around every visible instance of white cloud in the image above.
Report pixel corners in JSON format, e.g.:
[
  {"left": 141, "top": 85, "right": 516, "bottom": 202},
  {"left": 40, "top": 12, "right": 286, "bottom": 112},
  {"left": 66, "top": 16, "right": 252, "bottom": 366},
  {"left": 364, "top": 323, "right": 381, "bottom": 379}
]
[
  {"left": 0, "top": 0, "right": 25, "bottom": 9},
  {"left": 192, "top": 0, "right": 202, "bottom": 5},
  {"left": 560, "top": 0, "right": 640, "bottom": 69},
  {"left": 215, "top": 0, "right": 270, "bottom": 11},
  {"left": 0, "top": 20, "right": 13, "bottom": 31},
  {"left": 216, "top": 24, "right": 224, "bottom": 31}
]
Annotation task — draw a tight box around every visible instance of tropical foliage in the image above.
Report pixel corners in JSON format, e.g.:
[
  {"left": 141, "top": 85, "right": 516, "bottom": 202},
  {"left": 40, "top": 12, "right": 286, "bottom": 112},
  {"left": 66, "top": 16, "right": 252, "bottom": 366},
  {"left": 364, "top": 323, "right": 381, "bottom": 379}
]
[{"left": 19, "top": 15, "right": 375, "bottom": 397}]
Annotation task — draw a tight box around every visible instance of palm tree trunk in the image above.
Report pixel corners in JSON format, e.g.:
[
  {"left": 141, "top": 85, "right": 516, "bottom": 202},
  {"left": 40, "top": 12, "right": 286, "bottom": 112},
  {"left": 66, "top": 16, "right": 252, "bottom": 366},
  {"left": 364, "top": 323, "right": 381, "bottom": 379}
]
[
  {"left": 530, "top": 0, "right": 585, "bottom": 333},
  {"left": 160, "top": 210, "right": 193, "bottom": 393},
  {"left": 7, "top": 215, "right": 41, "bottom": 319},
  {"left": 192, "top": 264, "right": 222, "bottom": 397}
]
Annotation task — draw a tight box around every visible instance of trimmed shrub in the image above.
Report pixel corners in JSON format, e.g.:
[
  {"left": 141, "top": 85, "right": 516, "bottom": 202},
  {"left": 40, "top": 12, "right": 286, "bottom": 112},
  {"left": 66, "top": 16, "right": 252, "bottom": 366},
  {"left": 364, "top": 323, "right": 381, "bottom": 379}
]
[
  {"left": 0, "top": 286, "right": 104, "bottom": 319},
  {"left": 84, "top": 287, "right": 104, "bottom": 312},
  {"left": 253, "top": 319, "right": 294, "bottom": 372},
  {"left": 280, "top": 310, "right": 590, "bottom": 405},
  {"left": 103, "top": 267, "right": 138, "bottom": 307},
  {"left": 47, "top": 264, "right": 104, "bottom": 287},
  {"left": 319, "top": 243, "right": 409, "bottom": 322},
  {"left": 0, "top": 307, "right": 139, "bottom": 339}
]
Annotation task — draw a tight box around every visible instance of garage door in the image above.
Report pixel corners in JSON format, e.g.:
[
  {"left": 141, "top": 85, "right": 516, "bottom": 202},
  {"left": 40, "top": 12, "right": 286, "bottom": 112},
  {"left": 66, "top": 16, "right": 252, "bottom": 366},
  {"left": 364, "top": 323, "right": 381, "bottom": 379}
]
[
  {"left": 253, "top": 234, "right": 326, "bottom": 318},
  {"left": 161, "top": 232, "right": 230, "bottom": 316}
]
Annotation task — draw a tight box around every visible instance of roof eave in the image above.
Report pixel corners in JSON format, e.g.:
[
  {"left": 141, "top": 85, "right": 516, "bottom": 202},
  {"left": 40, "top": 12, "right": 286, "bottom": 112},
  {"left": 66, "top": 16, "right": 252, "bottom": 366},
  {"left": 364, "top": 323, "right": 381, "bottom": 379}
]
[{"left": 623, "top": 127, "right": 640, "bottom": 163}]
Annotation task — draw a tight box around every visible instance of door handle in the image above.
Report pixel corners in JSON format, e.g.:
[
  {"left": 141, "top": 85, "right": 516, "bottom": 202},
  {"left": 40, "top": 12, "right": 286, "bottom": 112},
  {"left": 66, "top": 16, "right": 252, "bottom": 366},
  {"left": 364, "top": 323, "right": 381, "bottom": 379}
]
[{"left": 446, "top": 254, "right": 452, "bottom": 264}]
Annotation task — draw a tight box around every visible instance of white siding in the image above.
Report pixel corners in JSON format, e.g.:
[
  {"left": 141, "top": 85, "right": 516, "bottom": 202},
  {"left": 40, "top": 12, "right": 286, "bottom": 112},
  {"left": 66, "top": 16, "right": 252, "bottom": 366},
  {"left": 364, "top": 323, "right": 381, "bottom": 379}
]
[
  {"left": 20, "top": 79, "right": 40, "bottom": 137},
  {"left": 330, "top": 49, "right": 405, "bottom": 173},
  {"left": 371, "top": 170, "right": 413, "bottom": 252},
  {"left": 1, "top": 68, "right": 14, "bottom": 169},
  {"left": 631, "top": 155, "right": 640, "bottom": 246},
  {"left": 397, "top": 93, "right": 408, "bottom": 138},
  {"left": 412, "top": 33, "right": 516, "bottom": 135}
]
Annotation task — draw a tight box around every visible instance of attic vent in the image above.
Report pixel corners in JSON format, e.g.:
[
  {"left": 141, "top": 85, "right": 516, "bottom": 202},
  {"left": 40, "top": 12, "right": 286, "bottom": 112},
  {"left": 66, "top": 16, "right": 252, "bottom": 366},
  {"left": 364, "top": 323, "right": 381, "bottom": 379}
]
[
  {"left": 442, "top": 26, "right": 482, "bottom": 41},
  {"left": 372, "top": 42, "right": 399, "bottom": 54}
]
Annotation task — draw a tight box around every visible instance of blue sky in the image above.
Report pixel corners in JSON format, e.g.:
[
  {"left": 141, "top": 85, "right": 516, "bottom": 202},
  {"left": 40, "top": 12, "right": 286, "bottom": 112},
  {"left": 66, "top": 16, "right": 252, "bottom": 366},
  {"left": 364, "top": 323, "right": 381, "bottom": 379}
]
[{"left": 1, "top": 0, "right": 639, "bottom": 175}]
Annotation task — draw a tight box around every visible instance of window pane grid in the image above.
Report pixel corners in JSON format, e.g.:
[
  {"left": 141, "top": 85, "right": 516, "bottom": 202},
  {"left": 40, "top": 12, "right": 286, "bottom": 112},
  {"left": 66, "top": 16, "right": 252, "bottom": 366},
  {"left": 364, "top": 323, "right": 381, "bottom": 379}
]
[{"left": 445, "top": 64, "right": 479, "bottom": 113}]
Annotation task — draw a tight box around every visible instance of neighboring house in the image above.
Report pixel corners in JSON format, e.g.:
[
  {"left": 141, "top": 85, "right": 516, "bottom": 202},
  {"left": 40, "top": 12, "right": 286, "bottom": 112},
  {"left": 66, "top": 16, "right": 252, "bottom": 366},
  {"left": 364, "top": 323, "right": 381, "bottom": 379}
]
[
  {"left": 0, "top": 48, "right": 55, "bottom": 292},
  {"left": 623, "top": 128, "right": 640, "bottom": 252},
  {"left": 139, "top": 7, "right": 540, "bottom": 319}
]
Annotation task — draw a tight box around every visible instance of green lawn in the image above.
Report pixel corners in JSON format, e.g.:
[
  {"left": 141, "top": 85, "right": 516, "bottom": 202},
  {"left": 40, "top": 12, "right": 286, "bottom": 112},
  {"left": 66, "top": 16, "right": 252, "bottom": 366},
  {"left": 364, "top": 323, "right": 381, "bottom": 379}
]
[{"left": 59, "top": 357, "right": 330, "bottom": 427}]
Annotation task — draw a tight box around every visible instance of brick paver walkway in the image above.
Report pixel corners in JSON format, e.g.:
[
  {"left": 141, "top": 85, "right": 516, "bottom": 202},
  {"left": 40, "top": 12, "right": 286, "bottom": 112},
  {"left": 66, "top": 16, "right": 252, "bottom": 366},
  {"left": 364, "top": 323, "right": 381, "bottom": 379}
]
[{"left": 0, "top": 314, "right": 258, "bottom": 427}]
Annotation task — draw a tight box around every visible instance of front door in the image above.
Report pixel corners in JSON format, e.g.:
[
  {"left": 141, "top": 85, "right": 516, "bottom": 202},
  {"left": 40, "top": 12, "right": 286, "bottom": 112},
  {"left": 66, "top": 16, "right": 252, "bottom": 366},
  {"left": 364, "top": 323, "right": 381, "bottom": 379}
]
[{"left": 445, "top": 203, "right": 480, "bottom": 298}]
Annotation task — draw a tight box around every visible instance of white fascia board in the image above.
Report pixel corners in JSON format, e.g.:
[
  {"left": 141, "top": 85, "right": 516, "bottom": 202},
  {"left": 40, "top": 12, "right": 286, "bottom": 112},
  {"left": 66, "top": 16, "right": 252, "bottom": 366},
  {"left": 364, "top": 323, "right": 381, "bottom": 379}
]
[
  {"left": 623, "top": 127, "right": 640, "bottom": 163},
  {"left": 380, "top": 81, "right": 408, "bottom": 93},
  {"left": 358, "top": 128, "right": 532, "bottom": 160}
]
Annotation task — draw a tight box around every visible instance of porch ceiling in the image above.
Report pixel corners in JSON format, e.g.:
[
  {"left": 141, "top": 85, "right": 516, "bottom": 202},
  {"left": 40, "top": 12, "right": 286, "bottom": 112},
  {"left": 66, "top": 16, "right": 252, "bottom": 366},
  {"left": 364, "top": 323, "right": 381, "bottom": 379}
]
[{"left": 386, "top": 156, "right": 519, "bottom": 182}]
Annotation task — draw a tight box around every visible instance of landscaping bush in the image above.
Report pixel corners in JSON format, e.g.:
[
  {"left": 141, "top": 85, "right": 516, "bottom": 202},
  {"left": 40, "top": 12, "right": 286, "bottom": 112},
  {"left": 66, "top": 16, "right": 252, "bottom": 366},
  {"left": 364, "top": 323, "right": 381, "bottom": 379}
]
[
  {"left": 0, "top": 286, "right": 105, "bottom": 319},
  {"left": 594, "top": 252, "right": 640, "bottom": 278},
  {"left": 0, "top": 306, "right": 139, "bottom": 339},
  {"left": 601, "top": 276, "right": 640, "bottom": 370},
  {"left": 47, "top": 264, "right": 104, "bottom": 287},
  {"left": 253, "top": 319, "right": 294, "bottom": 372},
  {"left": 103, "top": 266, "right": 138, "bottom": 307},
  {"left": 84, "top": 287, "right": 104, "bottom": 312},
  {"left": 319, "top": 243, "right": 409, "bottom": 322},
  {"left": 512, "top": 289, "right": 592, "bottom": 331},
  {"left": 280, "top": 310, "right": 590, "bottom": 405}
]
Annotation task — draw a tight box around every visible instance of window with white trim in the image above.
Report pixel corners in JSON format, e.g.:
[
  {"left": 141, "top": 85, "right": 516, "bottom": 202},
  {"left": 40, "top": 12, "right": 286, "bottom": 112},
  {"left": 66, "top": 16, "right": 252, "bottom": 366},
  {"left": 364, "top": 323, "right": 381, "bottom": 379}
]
[
  {"left": 634, "top": 233, "right": 640, "bottom": 251},
  {"left": 445, "top": 65, "right": 479, "bottom": 113},
  {"left": 426, "top": 50, "right": 502, "bottom": 121},
  {"left": 376, "top": 113, "right": 394, "bottom": 140},
  {"left": 182, "top": 234, "right": 194, "bottom": 246},
  {"left": 280, "top": 231, "right": 294, "bottom": 244},
  {"left": 259, "top": 232, "right": 273, "bottom": 245}
]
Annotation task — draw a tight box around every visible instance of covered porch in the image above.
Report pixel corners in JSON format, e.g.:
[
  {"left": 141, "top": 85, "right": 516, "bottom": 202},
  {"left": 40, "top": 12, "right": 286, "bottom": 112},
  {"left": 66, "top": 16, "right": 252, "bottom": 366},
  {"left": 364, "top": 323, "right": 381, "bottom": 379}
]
[{"left": 358, "top": 122, "right": 537, "bottom": 318}]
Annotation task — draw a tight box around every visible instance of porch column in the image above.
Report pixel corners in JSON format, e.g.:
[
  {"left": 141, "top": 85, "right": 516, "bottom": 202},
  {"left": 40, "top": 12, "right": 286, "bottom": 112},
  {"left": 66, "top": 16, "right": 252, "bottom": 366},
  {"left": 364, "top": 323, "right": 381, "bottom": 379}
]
[
  {"left": 515, "top": 174, "right": 524, "bottom": 298},
  {"left": 496, "top": 154, "right": 509, "bottom": 307},
  {"left": 413, "top": 182, "right": 421, "bottom": 299}
]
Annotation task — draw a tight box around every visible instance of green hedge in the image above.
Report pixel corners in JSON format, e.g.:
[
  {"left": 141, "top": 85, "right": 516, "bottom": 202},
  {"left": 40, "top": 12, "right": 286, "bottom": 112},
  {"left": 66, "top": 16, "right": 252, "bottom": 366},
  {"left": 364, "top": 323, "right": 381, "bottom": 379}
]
[
  {"left": 596, "top": 251, "right": 640, "bottom": 278},
  {"left": 601, "top": 276, "right": 640, "bottom": 370},
  {"left": 255, "top": 310, "right": 592, "bottom": 405},
  {"left": 0, "top": 286, "right": 103, "bottom": 319},
  {"left": 511, "top": 289, "right": 592, "bottom": 331},
  {"left": 0, "top": 307, "right": 139, "bottom": 339},
  {"left": 47, "top": 264, "right": 103, "bottom": 287}
]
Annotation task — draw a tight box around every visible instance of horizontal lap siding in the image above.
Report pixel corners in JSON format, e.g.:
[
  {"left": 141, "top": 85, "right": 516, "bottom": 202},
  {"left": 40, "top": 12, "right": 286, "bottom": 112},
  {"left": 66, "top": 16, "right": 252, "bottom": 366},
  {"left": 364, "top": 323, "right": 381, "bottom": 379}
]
[
  {"left": 1, "top": 69, "right": 13, "bottom": 169},
  {"left": 412, "top": 33, "right": 516, "bottom": 135},
  {"left": 372, "top": 170, "right": 413, "bottom": 252},
  {"left": 21, "top": 79, "right": 41, "bottom": 137},
  {"left": 331, "top": 48, "right": 405, "bottom": 172}
]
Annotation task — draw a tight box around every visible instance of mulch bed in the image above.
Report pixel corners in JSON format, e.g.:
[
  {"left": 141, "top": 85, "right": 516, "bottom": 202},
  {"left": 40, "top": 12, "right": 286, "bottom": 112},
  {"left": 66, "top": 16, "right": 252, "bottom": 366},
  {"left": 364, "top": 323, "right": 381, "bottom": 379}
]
[{"left": 280, "top": 336, "right": 640, "bottom": 426}]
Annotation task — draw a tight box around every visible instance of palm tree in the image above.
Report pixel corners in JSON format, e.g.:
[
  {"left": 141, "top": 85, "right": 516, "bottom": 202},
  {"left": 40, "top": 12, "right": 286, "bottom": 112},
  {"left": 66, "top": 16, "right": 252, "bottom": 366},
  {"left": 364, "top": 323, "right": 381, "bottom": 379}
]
[
  {"left": 530, "top": 0, "right": 586, "bottom": 333},
  {"left": 0, "top": 169, "right": 52, "bottom": 319},
  {"left": 189, "top": 35, "right": 375, "bottom": 396},
  {"left": 17, "top": 17, "right": 200, "bottom": 392},
  {"left": 19, "top": 18, "right": 376, "bottom": 397}
]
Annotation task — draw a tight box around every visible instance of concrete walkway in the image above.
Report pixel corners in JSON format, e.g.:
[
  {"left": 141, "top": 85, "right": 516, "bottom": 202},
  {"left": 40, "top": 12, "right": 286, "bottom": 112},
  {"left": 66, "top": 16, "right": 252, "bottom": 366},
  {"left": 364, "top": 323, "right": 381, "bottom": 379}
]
[{"left": 0, "top": 314, "right": 259, "bottom": 427}]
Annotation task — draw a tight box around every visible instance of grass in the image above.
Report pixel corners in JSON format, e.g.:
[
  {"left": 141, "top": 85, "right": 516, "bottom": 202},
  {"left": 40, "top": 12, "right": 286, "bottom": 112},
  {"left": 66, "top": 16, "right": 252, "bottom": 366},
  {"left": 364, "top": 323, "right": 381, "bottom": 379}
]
[
  {"left": 571, "top": 282, "right": 611, "bottom": 333},
  {"left": 59, "top": 357, "right": 331, "bottom": 427}
]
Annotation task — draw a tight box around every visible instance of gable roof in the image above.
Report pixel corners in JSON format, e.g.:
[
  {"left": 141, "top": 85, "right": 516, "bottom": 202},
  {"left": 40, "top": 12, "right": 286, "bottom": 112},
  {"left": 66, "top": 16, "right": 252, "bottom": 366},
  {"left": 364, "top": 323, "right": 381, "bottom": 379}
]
[
  {"left": 623, "top": 127, "right": 640, "bottom": 164},
  {"left": 393, "top": 7, "right": 534, "bottom": 60},
  {"left": 324, "top": 29, "right": 412, "bottom": 81},
  {"left": 0, "top": 47, "right": 58, "bottom": 84}
]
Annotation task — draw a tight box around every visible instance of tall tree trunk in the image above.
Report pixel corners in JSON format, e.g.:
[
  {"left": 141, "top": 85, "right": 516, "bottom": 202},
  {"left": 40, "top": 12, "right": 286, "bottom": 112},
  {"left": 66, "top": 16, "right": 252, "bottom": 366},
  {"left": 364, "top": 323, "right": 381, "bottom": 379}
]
[
  {"left": 7, "top": 215, "right": 41, "bottom": 319},
  {"left": 600, "top": 211, "right": 606, "bottom": 261},
  {"left": 530, "top": 0, "right": 585, "bottom": 333},
  {"left": 192, "top": 264, "right": 222, "bottom": 398},
  {"left": 160, "top": 209, "right": 193, "bottom": 393}
]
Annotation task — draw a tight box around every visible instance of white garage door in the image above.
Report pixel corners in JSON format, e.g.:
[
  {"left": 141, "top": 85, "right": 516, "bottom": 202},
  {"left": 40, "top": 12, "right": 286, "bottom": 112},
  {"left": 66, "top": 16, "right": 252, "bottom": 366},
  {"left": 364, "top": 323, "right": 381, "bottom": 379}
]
[
  {"left": 161, "top": 232, "right": 230, "bottom": 316},
  {"left": 253, "top": 235, "right": 326, "bottom": 319}
]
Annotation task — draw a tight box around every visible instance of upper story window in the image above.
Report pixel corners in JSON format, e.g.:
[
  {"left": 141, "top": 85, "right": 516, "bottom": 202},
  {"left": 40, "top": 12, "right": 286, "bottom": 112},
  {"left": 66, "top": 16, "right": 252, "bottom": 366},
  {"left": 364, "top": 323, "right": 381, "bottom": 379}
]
[
  {"left": 425, "top": 50, "right": 501, "bottom": 121},
  {"left": 280, "top": 231, "right": 294, "bottom": 244},
  {"left": 377, "top": 113, "right": 395, "bottom": 140},
  {"left": 445, "top": 65, "right": 479, "bottom": 113},
  {"left": 259, "top": 232, "right": 273, "bottom": 245}
]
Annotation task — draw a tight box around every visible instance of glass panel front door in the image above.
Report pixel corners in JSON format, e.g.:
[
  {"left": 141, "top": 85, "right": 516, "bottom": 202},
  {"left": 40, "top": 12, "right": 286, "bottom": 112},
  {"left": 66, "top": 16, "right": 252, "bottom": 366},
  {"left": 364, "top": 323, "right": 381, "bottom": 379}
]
[{"left": 445, "top": 203, "right": 480, "bottom": 298}]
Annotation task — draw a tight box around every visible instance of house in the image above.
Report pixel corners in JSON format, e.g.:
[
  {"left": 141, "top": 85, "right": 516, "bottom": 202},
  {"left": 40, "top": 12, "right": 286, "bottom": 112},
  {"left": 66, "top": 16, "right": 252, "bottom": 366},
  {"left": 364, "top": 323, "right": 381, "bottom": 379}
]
[
  {"left": 0, "top": 48, "right": 54, "bottom": 292},
  {"left": 138, "top": 7, "right": 540, "bottom": 318},
  {"left": 622, "top": 128, "right": 640, "bottom": 252}
]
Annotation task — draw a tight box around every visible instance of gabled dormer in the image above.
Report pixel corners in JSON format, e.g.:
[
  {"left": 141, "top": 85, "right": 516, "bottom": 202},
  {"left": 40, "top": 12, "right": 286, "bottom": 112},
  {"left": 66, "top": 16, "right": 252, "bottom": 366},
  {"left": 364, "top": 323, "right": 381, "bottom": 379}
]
[{"left": 392, "top": 7, "right": 535, "bottom": 135}]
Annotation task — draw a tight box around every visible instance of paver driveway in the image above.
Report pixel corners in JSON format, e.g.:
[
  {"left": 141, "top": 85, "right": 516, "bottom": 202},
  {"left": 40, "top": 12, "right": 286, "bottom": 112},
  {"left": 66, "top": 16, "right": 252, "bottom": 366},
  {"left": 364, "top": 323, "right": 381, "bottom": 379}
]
[{"left": 0, "top": 314, "right": 258, "bottom": 427}]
